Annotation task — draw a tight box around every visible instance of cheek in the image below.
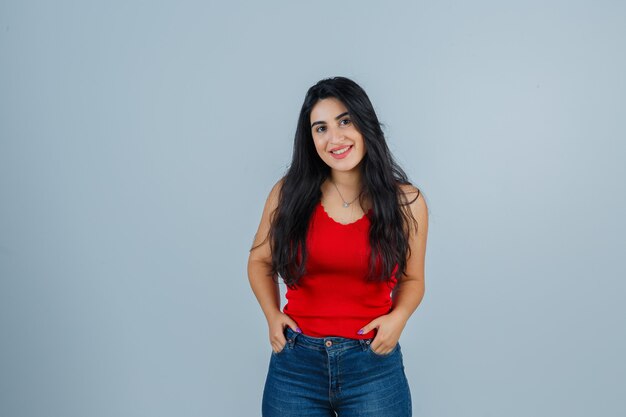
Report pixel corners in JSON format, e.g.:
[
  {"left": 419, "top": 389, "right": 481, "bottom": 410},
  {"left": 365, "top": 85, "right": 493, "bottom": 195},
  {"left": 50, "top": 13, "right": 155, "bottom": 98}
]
[
  {"left": 358, "top": 138, "right": 366, "bottom": 153},
  {"left": 313, "top": 141, "right": 326, "bottom": 156}
]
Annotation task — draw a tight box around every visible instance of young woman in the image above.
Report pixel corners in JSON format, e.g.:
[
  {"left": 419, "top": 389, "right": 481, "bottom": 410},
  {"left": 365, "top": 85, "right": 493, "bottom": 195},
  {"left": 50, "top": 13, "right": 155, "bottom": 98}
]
[{"left": 248, "top": 76, "right": 428, "bottom": 417}]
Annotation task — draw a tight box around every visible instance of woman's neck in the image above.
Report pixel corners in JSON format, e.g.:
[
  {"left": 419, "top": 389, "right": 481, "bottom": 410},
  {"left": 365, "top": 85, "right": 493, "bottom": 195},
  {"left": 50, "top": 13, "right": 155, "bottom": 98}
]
[{"left": 328, "top": 170, "right": 363, "bottom": 192}]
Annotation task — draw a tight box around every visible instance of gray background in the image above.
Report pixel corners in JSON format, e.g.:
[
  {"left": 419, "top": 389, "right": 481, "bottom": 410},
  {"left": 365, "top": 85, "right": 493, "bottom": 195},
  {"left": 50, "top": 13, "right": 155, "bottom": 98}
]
[{"left": 1, "top": 1, "right": 625, "bottom": 416}]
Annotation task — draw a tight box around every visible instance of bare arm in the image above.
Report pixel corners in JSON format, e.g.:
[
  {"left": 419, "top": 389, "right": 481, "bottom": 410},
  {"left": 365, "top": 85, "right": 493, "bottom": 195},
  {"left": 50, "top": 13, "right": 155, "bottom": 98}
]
[
  {"left": 390, "top": 185, "right": 429, "bottom": 322},
  {"left": 247, "top": 178, "right": 300, "bottom": 353},
  {"left": 355, "top": 185, "right": 429, "bottom": 354},
  {"left": 247, "top": 179, "right": 283, "bottom": 322}
]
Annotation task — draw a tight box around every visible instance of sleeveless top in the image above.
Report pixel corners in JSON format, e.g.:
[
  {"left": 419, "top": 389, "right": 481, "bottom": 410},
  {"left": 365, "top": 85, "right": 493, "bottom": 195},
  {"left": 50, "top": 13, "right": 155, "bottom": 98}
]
[{"left": 282, "top": 200, "right": 398, "bottom": 339}]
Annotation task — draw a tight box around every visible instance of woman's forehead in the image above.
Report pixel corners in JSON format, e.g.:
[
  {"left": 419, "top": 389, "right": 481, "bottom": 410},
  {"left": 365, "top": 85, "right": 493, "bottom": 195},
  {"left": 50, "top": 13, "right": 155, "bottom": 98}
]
[{"left": 310, "top": 97, "right": 348, "bottom": 120}]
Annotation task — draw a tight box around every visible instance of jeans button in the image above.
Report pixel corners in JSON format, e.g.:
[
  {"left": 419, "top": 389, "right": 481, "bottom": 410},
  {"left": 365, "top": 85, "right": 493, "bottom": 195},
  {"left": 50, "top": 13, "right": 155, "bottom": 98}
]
[{"left": 325, "top": 340, "right": 332, "bottom": 347}]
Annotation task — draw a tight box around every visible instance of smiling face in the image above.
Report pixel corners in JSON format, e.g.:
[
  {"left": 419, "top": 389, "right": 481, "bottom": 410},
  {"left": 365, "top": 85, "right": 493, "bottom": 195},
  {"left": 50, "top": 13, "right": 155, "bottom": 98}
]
[{"left": 310, "top": 97, "right": 367, "bottom": 173}]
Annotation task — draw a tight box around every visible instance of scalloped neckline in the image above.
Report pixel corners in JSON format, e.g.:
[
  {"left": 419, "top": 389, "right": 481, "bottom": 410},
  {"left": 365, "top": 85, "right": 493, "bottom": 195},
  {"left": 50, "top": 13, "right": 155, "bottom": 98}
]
[{"left": 318, "top": 201, "right": 372, "bottom": 226}]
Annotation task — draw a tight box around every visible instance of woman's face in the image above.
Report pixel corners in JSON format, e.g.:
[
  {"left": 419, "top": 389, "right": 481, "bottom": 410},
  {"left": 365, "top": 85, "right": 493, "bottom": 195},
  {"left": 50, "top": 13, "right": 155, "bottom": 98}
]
[{"left": 310, "top": 97, "right": 367, "bottom": 172}]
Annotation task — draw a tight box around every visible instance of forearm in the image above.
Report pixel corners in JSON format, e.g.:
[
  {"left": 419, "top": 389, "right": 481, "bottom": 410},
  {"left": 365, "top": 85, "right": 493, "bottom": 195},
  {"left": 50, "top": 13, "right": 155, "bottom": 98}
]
[
  {"left": 247, "top": 260, "right": 282, "bottom": 322},
  {"left": 390, "top": 279, "right": 425, "bottom": 323}
]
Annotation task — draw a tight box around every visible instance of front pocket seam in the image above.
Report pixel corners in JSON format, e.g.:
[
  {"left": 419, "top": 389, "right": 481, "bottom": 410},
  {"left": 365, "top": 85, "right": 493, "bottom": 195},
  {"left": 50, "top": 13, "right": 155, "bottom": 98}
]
[
  {"left": 272, "top": 347, "right": 285, "bottom": 356},
  {"left": 369, "top": 343, "right": 398, "bottom": 357},
  {"left": 272, "top": 338, "right": 294, "bottom": 356}
]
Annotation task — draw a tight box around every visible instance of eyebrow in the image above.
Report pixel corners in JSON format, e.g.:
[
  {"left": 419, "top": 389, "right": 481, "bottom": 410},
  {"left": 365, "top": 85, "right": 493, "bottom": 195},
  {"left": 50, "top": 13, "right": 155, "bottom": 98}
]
[{"left": 311, "top": 111, "right": 350, "bottom": 128}]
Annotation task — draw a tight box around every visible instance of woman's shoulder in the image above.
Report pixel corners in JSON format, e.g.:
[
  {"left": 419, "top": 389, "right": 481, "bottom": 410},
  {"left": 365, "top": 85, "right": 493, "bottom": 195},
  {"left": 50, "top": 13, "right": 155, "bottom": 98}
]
[
  {"left": 257, "top": 177, "right": 286, "bottom": 221},
  {"left": 268, "top": 177, "right": 286, "bottom": 199},
  {"left": 397, "top": 182, "right": 428, "bottom": 218},
  {"left": 396, "top": 182, "right": 428, "bottom": 231},
  {"left": 397, "top": 182, "right": 421, "bottom": 204}
]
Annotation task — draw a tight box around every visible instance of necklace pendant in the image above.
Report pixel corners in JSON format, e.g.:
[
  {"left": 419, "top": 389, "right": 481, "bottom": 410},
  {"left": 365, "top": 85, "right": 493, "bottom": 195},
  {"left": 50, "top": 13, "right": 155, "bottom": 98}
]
[{"left": 343, "top": 202, "right": 350, "bottom": 208}]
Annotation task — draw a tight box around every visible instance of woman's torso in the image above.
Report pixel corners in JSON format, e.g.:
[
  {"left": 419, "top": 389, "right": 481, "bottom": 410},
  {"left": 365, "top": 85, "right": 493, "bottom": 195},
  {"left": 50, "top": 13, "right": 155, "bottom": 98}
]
[{"left": 282, "top": 196, "right": 398, "bottom": 339}]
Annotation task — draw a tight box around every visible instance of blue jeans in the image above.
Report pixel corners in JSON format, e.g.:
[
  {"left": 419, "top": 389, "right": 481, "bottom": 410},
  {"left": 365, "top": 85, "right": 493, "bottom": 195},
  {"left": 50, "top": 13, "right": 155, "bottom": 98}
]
[{"left": 262, "top": 326, "right": 412, "bottom": 416}]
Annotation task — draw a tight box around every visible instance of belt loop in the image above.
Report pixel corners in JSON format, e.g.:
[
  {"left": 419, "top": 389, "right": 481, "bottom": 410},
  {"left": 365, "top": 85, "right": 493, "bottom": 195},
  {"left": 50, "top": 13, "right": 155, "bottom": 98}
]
[{"left": 359, "top": 338, "right": 371, "bottom": 351}]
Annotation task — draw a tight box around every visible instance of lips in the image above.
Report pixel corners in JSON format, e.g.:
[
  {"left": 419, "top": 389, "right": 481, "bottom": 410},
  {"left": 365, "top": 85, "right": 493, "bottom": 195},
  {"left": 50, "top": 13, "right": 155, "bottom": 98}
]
[
  {"left": 330, "top": 145, "right": 351, "bottom": 153},
  {"left": 329, "top": 145, "right": 353, "bottom": 159}
]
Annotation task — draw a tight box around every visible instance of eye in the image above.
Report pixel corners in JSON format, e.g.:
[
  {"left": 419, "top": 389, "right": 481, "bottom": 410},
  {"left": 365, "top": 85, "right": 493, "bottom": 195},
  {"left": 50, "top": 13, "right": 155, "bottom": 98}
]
[
  {"left": 315, "top": 125, "right": 326, "bottom": 133},
  {"left": 340, "top": 118, "right": 351, "bottom": 126}
]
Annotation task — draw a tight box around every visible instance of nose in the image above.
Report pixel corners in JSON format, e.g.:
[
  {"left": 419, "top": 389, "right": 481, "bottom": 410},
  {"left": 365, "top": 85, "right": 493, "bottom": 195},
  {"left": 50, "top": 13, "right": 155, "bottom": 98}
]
[{"left": 327, "top": 125, "right": 346, "bottom": 144}]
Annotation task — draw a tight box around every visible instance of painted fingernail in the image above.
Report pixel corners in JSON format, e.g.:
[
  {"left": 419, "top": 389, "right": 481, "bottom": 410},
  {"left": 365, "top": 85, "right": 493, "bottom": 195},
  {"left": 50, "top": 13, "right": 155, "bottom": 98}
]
[
  {"left": 357, "top": 329, "right": 364, "bottom": 335},
  {"left": 296, "top": 327, "right": 302, "bottom": 333}
]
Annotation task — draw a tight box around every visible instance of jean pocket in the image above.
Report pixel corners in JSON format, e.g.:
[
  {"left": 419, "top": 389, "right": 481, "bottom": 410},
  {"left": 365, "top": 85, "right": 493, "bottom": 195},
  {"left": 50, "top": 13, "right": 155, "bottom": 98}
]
[
  {"left": 368, "top": 342, "right": 399, "bottom": 357},
  {"left": 272, "top": 345, "right": 287, "bottom": 356},
  {"left": 271, "top": 334, "right": 295, "bottom": 356}
]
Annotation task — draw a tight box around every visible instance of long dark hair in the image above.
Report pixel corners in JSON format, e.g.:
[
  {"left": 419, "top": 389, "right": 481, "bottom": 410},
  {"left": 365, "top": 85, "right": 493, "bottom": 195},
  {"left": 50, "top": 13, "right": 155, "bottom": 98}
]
[{"left": 252, "top": 76, "right": 421, "bottom": 290}]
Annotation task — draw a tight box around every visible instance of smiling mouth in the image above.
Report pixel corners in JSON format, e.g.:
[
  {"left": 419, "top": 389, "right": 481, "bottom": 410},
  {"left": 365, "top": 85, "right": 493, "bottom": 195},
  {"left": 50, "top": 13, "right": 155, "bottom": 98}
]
[{"left": 330, "top": 145, "right": 352, "bottom": 155}]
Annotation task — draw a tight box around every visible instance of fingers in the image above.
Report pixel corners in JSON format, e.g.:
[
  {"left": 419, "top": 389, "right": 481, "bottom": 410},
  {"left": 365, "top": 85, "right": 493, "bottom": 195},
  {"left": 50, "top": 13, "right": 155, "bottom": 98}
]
[
  {"left": 270, "top": 324, "right": 289, "bottom": 353},
  {"left": 268, "top": 314, "right": 302, "bottom": 353},
  {"left": 370, "top": 341, "right": 397, "bottom": 355},
  {"left": 287, "top": 320, "right": 302, "bottom": 334}
]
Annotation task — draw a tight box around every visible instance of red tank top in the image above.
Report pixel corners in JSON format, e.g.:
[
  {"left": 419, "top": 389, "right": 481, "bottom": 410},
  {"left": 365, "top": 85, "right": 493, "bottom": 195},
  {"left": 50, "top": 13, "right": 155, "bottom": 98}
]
[{"left": 282, "top": 200, "right": 398, "bottom": 339}]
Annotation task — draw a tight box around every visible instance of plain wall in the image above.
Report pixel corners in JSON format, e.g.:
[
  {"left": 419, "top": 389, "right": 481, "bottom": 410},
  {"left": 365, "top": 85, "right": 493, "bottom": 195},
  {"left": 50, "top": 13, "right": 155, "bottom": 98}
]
[{"left": 1, "top": 1, "right": 625, "bottom": 416}]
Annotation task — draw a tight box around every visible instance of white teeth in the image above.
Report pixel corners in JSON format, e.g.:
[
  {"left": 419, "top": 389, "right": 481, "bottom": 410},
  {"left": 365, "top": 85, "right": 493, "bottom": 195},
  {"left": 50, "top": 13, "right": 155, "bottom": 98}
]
[{"left": 331, "top": 146, "right": 351, "bottom": 155}]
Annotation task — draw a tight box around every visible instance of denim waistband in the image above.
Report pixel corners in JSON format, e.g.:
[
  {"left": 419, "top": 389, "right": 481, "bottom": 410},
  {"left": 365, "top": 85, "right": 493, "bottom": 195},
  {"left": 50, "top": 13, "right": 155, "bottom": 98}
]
[{"left": 284, "top": 326, "right": 374, "bottom": 352}]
